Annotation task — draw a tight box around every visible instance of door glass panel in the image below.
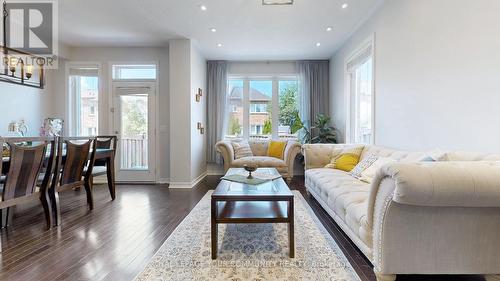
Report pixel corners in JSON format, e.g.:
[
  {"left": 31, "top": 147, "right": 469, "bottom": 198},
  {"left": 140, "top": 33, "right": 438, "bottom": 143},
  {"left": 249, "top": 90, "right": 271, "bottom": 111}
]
[
  {"left": 249, "top": 80, "right": 272, "bottom": 139},
  {"left": 120, "top": 94, "right": 148, "bottom": 170}
]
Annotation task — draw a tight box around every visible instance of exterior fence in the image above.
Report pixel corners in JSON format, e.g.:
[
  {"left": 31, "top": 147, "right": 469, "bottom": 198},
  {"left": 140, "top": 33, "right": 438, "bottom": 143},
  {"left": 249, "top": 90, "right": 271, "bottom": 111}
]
[{"left": 120, "top": 135, "right": 148, "bottom": 169}]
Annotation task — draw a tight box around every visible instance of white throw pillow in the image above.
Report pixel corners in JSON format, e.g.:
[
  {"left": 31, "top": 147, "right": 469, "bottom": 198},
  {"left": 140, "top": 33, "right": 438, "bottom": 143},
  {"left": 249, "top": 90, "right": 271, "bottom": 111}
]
[
  {"left": 359, "top": 157, "right": 397, "bottom": 183},
  {"left": 349, "top": 153, "right": 378, "bottom": 179},
  {"left": 231, "top": 140, "right": 254, "bottom": 159}
]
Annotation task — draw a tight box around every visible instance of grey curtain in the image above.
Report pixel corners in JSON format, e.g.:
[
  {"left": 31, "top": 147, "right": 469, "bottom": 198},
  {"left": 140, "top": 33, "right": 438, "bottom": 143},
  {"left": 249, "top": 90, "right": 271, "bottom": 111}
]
[
  {"left": 297, "top": 60, "right": 330, "bottom": 127},
  {"left": 206, "top": 61, "right": 228, "bottom": 163}
]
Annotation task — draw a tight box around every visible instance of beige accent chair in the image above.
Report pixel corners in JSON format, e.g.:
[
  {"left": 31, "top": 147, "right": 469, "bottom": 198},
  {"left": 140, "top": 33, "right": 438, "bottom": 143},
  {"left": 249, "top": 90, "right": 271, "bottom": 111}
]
[
  {"left": 303, "top": 144, "right": 500, "bottom": 281},
  {"left": 216, "top": 140, "right": 302, "bottom": 181}
]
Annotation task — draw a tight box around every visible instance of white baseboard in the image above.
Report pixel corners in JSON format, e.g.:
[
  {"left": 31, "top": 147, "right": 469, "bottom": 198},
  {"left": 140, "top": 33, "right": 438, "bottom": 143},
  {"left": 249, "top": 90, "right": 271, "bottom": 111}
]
[
  {"left": 169, "top": 171, "right": 207, "bottom": 189},
  {"left": 158, "top": 178, "right": 170, "bottom": 184}
]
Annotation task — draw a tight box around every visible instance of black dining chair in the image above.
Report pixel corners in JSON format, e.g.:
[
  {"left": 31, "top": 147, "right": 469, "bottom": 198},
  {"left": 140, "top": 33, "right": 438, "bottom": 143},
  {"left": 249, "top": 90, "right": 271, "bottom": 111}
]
[{"left": 0, "top": 137, "right": 57, "bottom": 230}]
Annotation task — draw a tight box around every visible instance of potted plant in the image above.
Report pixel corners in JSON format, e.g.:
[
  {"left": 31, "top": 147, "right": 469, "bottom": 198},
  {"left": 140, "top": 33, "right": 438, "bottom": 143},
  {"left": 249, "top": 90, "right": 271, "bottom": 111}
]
[{"left": 292, "top": 113, "right": 337, "bottom": 144}]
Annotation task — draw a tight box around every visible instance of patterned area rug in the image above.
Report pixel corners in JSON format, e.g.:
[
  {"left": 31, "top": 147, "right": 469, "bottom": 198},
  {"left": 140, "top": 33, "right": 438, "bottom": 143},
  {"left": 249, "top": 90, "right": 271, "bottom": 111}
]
[{"left": 135, "top": 191, "right": 361, "bottom": 281}]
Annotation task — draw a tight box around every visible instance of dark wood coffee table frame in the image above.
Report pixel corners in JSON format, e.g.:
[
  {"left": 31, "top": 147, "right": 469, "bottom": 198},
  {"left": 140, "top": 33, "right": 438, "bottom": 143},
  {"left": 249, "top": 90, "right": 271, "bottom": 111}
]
[{"left": 211, "top": 168, "right": 294, "bottom": 259}]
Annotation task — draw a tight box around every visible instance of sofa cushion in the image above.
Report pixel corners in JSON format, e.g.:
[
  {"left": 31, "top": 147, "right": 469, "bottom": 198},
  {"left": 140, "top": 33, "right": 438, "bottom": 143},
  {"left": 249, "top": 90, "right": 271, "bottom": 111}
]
[
  {"left": 361, "top": 145, "right": 428, "bottom": 162},
  {"left": 350, "top": 153, "right": 378, "bottom": 178},
  {"left": 305, "top": 168, "right": 372, "bottom": 247},
  {"left": 232, "top": 141, "right": 253, "bottom": 159},
  {"left": 267, "top": 140, "right": 287, "bottom": 159},
  {"left": 248, "top": 141, "right": 269, "bottom": 156},
  {"left": 325, "top": 146, "right": 364, "bottom": 171},
  {"left": 232, "top": 156, "right": 287, "bottom": 168}
]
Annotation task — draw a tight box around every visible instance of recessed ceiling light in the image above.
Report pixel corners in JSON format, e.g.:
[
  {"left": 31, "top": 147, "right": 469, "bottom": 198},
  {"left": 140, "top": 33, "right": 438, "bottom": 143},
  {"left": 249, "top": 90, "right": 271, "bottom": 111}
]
[
  {"left": 262, "top": 0, "right": 293, "bottom": 5},
  {"left": 342, "top": 3, "right": 348, "bottom": 9},
  {"left": 210, "top": 28, "right": 217, "bottom": 33},
  {"left": 217, "top": 43, "right": 223, "bottom": 47},
  {"left": 326, "top": 26, "right": 333, "bottom": 32},
  {"left": 200, "top": 5, "right": 207, "bottom": 11},
  {"left": 315, "top": 42, "right": 321, "bottom": 47}
]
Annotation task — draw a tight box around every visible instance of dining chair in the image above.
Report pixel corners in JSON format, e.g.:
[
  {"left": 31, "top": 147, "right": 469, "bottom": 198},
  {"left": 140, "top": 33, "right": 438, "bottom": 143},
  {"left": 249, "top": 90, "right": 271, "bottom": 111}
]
[
  {"left": 0, "top": 137, "right": 57, "bottom": 230},
  {"left": 50, "top": 137, "right": 96, "bottom": 226},
  {"left": 86, "top": 136, "right": 117, "bottom": 201}
]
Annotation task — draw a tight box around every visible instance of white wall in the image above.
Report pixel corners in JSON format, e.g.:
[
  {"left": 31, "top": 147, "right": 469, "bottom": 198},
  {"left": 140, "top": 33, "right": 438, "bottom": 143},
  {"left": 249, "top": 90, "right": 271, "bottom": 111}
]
[
  {"left": 190, "top": 45, "right": 207, "bottom": 182},
  {"left": 56, "top": 47, "right": 171, "bottom": 181},
  {"left": 169, "top": 39, "right": 194, "bottom": 186},
  {"left": 0, "top": 42, "right": 70, "bottom": 137},
  {"left": 228, "top": 61, "right": 296, "bottom": 76},
  {"left": 330, "top": 0, "right": 500, "bottom": 152},
  {"left": 0, "top": 79, "right": 53, "bottom": 136}
]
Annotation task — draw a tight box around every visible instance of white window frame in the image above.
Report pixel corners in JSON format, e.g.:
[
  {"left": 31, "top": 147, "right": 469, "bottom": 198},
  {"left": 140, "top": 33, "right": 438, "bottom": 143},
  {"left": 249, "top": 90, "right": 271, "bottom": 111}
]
[
  {"left": 344, "top": 34, "right": 376, "bottom": 144},
  {"left": 112, "top": 64, "right": 158, "bottom": 81},
  {"left": 65, "top": 62, "right": 103, "bottom": 136},
  {"left": 227, "top": 75, "right": 298, "bottom": 140}
]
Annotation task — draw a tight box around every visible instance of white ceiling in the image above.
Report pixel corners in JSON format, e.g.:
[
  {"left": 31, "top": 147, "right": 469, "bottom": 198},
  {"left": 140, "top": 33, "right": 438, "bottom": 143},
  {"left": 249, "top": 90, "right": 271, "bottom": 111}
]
[{"left": 59, "top": 0, "right": 383, "bottom": 60}]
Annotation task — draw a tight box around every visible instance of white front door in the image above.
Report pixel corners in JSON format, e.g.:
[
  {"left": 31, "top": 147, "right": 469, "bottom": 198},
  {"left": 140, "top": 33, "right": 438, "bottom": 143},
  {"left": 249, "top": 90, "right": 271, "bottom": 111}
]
[{"left": 112, "top": 82, "right": 156, "bottom": 182}]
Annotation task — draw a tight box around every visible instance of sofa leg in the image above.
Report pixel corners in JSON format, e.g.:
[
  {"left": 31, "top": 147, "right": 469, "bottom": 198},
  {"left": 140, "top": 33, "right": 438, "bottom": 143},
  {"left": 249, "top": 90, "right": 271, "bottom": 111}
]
[
  {"left": 485, "top": 275, "right": 500, "bottom": 281},
  {"left": 375, "top": 273, "right": 396, "bottom": 281}
]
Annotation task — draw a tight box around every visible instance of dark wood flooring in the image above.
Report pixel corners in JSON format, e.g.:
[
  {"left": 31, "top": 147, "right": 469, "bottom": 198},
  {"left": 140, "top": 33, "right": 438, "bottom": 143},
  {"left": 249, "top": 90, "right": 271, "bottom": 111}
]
[{"left": 0, "top": 176, "right": 486, "bottom": 281}]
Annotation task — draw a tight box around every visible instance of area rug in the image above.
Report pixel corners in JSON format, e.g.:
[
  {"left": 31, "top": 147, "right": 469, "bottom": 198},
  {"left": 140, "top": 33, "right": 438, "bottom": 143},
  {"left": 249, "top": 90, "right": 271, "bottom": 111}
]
[{"left": 135, "top": 191, "right": 361, "bottom": 281}]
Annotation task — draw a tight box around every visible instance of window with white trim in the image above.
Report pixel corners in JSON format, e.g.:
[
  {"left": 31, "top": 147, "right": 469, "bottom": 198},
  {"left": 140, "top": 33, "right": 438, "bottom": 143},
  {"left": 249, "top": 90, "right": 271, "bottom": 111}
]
[
  {"left": 68, "top": 66, "right": 100, "bottom": 136},
  {"left": 347, "top": 39, "right": 374, "bottom": 144},
  {"left": 226, "top": 76, "right": 299, "bottom": 140},
  {"left": 112, "top": 64, "right": 157, "bottom": 80}
]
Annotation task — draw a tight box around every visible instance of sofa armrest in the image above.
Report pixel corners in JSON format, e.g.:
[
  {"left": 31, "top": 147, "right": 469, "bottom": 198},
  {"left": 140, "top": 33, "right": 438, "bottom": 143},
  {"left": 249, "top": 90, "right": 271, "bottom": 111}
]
[
  {"left": 215, "top": 140, "right": 234, "bottom": 172},
  {"left": 284, "top": 141, "right": 301, "bottom": 164},
  {"left": 302, "top": 143, "right": 353, "bottom": 170},
  {"left": 367, "top": 161, "right": 500, "bottom": 275},
  {"left": 283, "top": 141, "right": 302, "bottom": 178},
  {"left": 370, "top": 161, "right": 500, "bottom": 209}
]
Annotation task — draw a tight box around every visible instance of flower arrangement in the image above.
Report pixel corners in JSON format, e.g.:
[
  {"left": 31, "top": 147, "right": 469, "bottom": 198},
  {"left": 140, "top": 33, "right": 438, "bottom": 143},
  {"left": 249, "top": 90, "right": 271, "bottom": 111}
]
[{"left": 40, "top": 118, "right": 64, "bottom": 137}]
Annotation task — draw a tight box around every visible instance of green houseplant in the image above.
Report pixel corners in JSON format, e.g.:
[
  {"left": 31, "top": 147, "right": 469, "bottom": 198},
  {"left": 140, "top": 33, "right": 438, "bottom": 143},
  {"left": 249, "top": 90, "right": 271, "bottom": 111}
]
[{"left": 293, "top": 113, "right": 337, "bottom": 144}]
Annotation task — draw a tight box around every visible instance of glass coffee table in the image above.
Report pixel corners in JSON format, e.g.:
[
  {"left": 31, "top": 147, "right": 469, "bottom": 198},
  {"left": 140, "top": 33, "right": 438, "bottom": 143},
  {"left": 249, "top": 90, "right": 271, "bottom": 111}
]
[{"left": 211, "top": 168, "right": 294, "bottom": 259}]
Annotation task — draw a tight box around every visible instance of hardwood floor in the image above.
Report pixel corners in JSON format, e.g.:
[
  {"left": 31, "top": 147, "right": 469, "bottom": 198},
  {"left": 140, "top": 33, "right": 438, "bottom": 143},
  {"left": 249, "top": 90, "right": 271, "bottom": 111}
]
[{"left": 0, "top": 176, "right": 486, "bottom": 281}]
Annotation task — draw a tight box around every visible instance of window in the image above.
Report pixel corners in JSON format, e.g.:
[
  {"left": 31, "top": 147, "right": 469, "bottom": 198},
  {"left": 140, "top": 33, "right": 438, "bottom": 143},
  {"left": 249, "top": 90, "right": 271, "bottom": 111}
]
[
  {"left": 68, "top": 66, "right": 100, "bottom": 136},
  {"left": 250, "top": 103, "right": 267, "bottom": 113},
  {"left": 278, "top": 80, "right": 299, "bottom": 139},
  {"left": 251, "top": 125, "right": 263, "bottom": 135},
  {"left": 226, "top": 79, "right": 244, "bottom": 138},
  {"left": 112, "top": 64, "right": 157, "bottom": 80},
  {"left": 347, "top": 39, "right": 374, "bottom": 144},
  {"left": 225, "top": 76, "right": 299, "bottom": 140},
  {"left": 249, "top": 80, "right": 272, "bottom": 138}
]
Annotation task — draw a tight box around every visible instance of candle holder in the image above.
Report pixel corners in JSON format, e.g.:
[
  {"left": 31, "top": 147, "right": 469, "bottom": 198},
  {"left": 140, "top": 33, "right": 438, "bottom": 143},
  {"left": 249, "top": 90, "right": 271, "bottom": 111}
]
[{"left": 243, "top": 164, "right": 258, "bottom": 179}]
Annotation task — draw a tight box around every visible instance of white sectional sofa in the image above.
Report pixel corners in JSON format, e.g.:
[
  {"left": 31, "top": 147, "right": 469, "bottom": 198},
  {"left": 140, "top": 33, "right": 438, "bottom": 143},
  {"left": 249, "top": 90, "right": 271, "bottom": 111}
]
[{"left": 303, "top": 144, "right": 500, "bottom": 281}]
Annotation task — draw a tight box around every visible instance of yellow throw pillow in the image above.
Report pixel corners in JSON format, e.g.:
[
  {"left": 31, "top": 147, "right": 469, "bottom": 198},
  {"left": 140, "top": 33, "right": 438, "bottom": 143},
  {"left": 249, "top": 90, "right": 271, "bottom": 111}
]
[
  {"left": 324, "top": 149, "right": 343, "bottom": 168},
  {"left": 334, "top": 153, "right": 361, "bottom": 172},
  {"left": 324, "top": 146, "right": 364, "bottom": 172},
  {"left": 267, "top": 141, "right": 287, "bottom": 159}
]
